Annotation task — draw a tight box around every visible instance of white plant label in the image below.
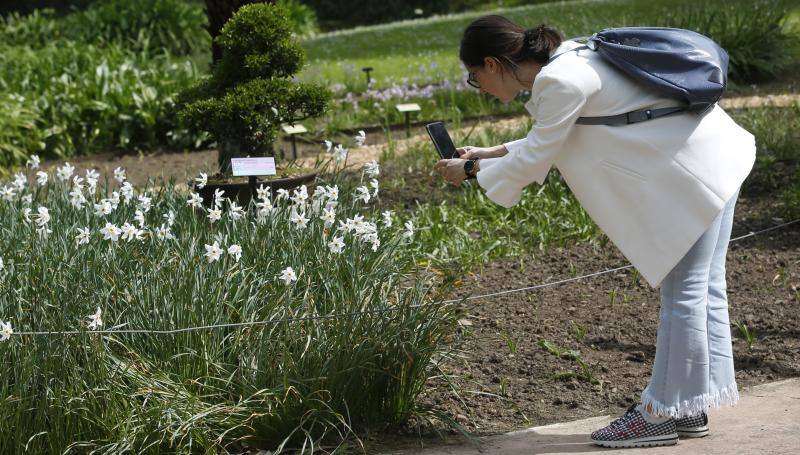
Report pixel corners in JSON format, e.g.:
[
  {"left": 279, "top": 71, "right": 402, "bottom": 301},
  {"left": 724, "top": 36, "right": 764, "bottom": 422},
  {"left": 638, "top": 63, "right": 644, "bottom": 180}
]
[{"left": 231, "top": 157, "right": 276, "bottom": 176}]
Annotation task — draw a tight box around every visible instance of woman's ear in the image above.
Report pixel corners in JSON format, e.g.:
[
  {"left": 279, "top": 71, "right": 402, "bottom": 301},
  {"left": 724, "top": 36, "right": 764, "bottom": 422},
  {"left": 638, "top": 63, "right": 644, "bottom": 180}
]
[{"left": 484, "top": 56, "right": 497, "bottom": 74}]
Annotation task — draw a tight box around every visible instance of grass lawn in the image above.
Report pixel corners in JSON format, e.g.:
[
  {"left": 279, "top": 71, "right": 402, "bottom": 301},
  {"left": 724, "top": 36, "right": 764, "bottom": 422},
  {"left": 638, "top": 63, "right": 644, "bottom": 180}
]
[{"left": 298, "top": 0, "right": 798, "bottom": 91}]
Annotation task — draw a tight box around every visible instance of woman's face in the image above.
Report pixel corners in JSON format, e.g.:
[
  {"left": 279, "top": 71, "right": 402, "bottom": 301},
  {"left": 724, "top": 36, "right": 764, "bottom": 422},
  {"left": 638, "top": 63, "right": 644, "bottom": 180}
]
[{"left": 465, "top": 57, "right": 518, "bottom": 103}]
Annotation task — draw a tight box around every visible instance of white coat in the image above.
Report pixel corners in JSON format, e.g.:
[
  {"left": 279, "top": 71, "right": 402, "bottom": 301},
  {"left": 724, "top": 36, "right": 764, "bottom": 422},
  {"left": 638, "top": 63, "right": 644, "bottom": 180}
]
[{"left": 476, "top": 40, "right": 756, "bottom": 287}]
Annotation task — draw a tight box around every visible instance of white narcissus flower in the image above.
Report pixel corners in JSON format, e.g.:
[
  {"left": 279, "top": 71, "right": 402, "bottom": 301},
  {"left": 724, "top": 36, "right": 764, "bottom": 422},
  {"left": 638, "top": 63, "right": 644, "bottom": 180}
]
[
  {"left": 256, "top": 198, "right": 273, "bottom": 218},
  {"left": 382, "top": 210, "right": 393, "bottom": 228},
  {"left": 204, "top": 242, "right": 223, "bottom": 263},
  {"left": 0, "top": 257, "right": 3, "bottom": 271},
  {"left": 370, "top": 178, "right": 379, "bottom": 197},
  {"left": 163, "top": 210, "right": 175, "bottom": 227},
  {"left": 36, "top": 171, "right": 48, "bottom": 186},
  {"left": 56, "top": 162, "right": 75, "bottom": 181},
  {"left": 0, "top": 320, "right": 12, "bottom": 341},
  {"left": 154, "top": 224, "right": 174, "bottom": 241},
  {"left": 86, "top": 178, "right": 98, "bottom": 196},
  {"left": 187, "top": 192, "right": 203, "bottom": 208},
  {"left": 278, "top": 266, "right": 297, "bottom": 285},
  {"left": 207, "top": 207, "right": 222, "bottom": 223},
  {"left": 94, "top": 200, "right": 113, "bottom": 217},
  {"left": 120, "top": 223, "right": 140, "bottom": 242},
  {"left": 213, "top": 188, "right": 225, "bottom": 208},
  {"left": 0, "top": 186, "right": 16, "bottom": 201},
  {"left": 35, "top": 206, "right": 50, "bottom": 228},
  {"left": 12, "top": 173, "right": 26, "bottom": 192},
  {"left": 228, "top": 201, "right": 245, "bottom": 221},
  {"left": 114, "top": 167, "right": 126, "bottom": 183},
  {"left": 75, "top": 227, "right": 91, "bottom": 245},
  {"left": 72, "top": 175, "right": 84, "bottom": 189},
  {"left": 320, "top": 207, "right": 336, "bottom": 227},
  {"left": 70, "top": 188, "right": 87, "bottom": 209},
  {"left": 256, "top": 184, "right": 269, "bottom": 200},
  {"left": 87, "top": 307, "right": 103, "bottom": 330},
  {"left": 195, "top": 173, "right": 207, "bottom": 189},
  {"left": 109, "top": 192, "right": 121, "bottom": 209},
  {"left": 27, "top": 154, "right": 40, "bottom": 169},
  {"left": 22, "top": 208, "right": 32, "bottom": 223},
  {"left": 323, "top": 140, "right": 333, "bottom": 153},
  {"left": 134, "top": 210, "right": 146, "bottom": 227},
  {"left": 328, "top": 236, "right": 345, "bottom": 254},
  {"left": 120, "top": 182, "right": 135, "bottom": 203},
  {"left": 227, "top": 244, "right": 242, "bottom": 262},
  {"left": 291, "top": 185, "right": 308, "bottom": 206},
  {"left": 21, "top": 194, "right": 32, "bottom": 205},
  {"left": 363, "top": 160, "right": 380, "bottom": 177},
  {"left": 354, "top": 130, "right": 366, "bottom": 147},
  {"left": 276, "top": 188, "right": 290, "bottom": 201},
  {"left": 290, "top": 209, "right": 310, "bottom": 230},
  {"left": 100, "top": 222, "right": 121, "bottom": 242},
  {"left": 137, "top": 194, "right": 152, "bottom": 213},
  {"left": 403, "top": 220, "right": 414, "bottom": 239},
  {"left": 85, "top": 169, "right": 100, "bottom": 181},
  {"left": 354, "top": 186, "right": 370, "bottom": 204},
  {"left": 333, "top": 144, "right": 348, "bottom": 162}
]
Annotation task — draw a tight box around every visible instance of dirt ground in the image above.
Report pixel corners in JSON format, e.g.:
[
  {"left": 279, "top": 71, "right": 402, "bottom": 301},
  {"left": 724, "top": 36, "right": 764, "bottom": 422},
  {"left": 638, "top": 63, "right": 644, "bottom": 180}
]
[
  {"left": 35, "top": 92, "right": 800, "bottom": 191},
  {"left": 361, "top": 192, "right": 799, "bottom": 452}
]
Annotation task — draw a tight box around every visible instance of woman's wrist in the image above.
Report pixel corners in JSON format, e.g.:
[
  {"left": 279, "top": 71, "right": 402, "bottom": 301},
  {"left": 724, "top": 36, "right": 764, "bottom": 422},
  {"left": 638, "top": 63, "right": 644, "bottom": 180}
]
[{"left": 486, "top": 145, "right": 508, "bottom": 158}]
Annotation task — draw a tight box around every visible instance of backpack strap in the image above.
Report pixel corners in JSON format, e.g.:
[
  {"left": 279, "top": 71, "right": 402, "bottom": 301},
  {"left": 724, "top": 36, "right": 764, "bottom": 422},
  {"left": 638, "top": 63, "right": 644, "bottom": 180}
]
[
  {"left": 576, "top": 106, "right": 687, "bottom": 125},
  {"left": 545, "top": 42, "right": 690, "bottom": 126}
]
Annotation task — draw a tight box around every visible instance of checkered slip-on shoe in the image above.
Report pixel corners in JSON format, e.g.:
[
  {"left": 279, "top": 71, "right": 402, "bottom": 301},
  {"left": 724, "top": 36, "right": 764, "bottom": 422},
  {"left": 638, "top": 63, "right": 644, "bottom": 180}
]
[
  {"left": 591, "top": 404, "right": 679, "bottom": 448},
  {"left": 675, "top": 412, "right": 709, "bottom": 438}
]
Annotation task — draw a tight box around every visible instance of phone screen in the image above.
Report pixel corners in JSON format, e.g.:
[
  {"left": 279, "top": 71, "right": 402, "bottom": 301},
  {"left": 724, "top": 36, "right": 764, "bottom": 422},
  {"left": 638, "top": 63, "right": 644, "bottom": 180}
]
[{"left": 425, "top": 122, "right": 458, "bottom": 159}]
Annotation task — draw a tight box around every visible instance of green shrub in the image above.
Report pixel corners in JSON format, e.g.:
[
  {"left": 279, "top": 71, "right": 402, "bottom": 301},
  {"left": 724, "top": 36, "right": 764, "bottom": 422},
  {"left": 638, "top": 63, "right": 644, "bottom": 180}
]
[
  {"left": 0, "top": 41, "right": 205, "bottom": 167},
  {"left": 178, "top": 2, "right": 330, "bottom": 171},
  {"left": 278, "top": 0, "right": 319, "bottom": 37},
  {"left": 301, "top": 0, "right": 449, "bottom": 29},
  {"left": 0, "top": 0, "right": 96, "bottom": 16},
  {"left": 0, "top": 93, "right": 44, "bottom": 167},
  {"left": 0, "top": 0, "right": 210, "bottom": 56},
  {"left": 729, "top": 103, "right": 800, "bottom": 195},
  {"left": 664, "top": 0, "right": 798, "bottom": 84}
]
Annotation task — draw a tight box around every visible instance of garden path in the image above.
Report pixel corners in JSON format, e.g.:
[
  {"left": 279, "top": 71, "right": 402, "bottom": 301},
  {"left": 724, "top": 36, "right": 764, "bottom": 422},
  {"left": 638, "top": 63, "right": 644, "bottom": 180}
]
[{"left": 381, "top": 377, "right": 800, "bottom": 454}]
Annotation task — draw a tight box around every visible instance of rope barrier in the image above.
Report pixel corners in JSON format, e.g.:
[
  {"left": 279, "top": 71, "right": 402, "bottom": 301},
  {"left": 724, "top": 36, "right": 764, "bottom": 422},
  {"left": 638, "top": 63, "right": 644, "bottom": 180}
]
[{"left": 10, "top": 217, "right": 798, "bottom": 337}]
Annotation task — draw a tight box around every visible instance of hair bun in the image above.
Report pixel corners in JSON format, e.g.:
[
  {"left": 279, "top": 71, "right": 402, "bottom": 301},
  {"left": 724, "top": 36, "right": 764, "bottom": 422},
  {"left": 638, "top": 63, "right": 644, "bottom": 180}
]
[
  {"left": 522, "top": 24, "right": 563, "bottom": 62},
  {"left": 523, "top": 26, "right": 544, "bottom": 49}
]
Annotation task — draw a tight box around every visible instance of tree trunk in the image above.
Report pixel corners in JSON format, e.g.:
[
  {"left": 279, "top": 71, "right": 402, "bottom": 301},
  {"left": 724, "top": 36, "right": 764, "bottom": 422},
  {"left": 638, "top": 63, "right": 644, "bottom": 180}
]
[{"left": 203, "top": 0, "right": 274, "bottom": 64}]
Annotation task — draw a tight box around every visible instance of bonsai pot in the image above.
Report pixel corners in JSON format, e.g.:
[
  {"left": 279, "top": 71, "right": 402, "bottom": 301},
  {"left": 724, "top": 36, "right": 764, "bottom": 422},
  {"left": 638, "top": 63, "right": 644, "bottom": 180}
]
[{"left": 196, "top": 170, "right": 318, "bottom": 208}]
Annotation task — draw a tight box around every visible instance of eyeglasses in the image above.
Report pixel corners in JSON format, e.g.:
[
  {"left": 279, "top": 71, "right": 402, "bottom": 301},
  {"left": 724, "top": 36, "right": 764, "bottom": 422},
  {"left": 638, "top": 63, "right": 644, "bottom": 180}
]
[{"left": 466, "top": 70, "right": 480, "bottom": 89}]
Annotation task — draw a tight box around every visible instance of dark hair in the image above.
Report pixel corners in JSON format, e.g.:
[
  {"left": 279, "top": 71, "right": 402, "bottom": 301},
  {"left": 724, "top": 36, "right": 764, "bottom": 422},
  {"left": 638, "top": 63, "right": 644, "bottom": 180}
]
[{"left": 459, "top": 15, "right": 563, "bottom": 69}]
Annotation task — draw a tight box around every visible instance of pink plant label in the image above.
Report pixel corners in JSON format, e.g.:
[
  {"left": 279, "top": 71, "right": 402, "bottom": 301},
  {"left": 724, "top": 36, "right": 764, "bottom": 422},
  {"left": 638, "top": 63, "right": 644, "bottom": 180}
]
[{"left": 231, "top": 157, "right": 277, "bottom": 176}]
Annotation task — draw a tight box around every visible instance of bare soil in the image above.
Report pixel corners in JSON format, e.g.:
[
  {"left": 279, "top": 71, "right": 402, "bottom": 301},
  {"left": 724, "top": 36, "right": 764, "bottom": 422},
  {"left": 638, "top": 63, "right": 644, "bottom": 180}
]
[{"left": 361, "top": 193, "right": 799, "bottom": 453}]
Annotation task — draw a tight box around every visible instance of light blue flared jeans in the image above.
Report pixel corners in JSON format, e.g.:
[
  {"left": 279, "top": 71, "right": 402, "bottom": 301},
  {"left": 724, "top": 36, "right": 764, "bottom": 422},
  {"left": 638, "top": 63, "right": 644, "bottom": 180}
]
[{"left": 641, "top": 190, "right": 740, "bottom": 418}]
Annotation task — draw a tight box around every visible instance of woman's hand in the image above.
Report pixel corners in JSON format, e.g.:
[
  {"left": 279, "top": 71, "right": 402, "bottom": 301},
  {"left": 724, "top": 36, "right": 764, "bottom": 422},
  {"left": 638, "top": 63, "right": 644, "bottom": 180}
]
[
  {"left": 456, "top": 146, "right": 489, "bottom": 160},
  {"left": 456, "top": 144, "right": 508, "bottom": 160},
  {"left": 434, "top": 158, "right": 468, "bottom": 186}
]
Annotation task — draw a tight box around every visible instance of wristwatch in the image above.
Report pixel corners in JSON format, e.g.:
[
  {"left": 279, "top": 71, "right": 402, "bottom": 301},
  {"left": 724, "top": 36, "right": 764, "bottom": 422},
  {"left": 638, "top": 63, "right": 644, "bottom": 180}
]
[{"left": 464, "top": 159, "right": 479, "bottom": 179}]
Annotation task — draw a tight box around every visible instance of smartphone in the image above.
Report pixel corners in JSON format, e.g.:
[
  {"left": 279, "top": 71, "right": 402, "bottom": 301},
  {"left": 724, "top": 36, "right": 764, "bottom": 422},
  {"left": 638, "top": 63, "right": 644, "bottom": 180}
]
[{"left": 425, "top": 121, "right": 459, "bottom": 160}]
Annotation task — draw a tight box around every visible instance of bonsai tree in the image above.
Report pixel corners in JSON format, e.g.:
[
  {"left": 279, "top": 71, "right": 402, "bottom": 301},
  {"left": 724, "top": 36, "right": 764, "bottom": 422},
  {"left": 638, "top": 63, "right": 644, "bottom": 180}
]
[
  {"left": 203, "top": 0, "right": 266, "bottom": 64},
  {"left": 177, "top": 2, "right": 330, "bottom": 175}
]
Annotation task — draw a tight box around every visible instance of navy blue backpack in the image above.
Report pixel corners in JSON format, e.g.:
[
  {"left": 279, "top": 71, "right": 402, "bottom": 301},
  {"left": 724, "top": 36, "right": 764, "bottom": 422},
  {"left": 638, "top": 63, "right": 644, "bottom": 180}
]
[{"left": 548, "top": 27, "right": 730, "bottom": 126}]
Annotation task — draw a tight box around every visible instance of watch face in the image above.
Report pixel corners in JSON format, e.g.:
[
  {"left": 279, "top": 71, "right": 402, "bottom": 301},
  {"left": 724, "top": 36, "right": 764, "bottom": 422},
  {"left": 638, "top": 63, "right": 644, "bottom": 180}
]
[{"left": 464, "top": 160, "right": 475, "bottom": 174}]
